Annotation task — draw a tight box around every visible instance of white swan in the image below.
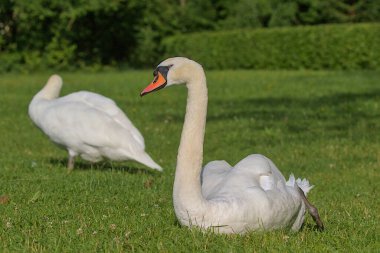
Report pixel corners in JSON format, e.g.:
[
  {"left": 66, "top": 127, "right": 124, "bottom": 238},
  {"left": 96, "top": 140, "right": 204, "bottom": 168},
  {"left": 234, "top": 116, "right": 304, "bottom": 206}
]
[
  {"left": 141, "top": 57, "right": 323, "bottom": 233},
  {"left": 29, "top": 75, "right": 162, "bottom": 171}
]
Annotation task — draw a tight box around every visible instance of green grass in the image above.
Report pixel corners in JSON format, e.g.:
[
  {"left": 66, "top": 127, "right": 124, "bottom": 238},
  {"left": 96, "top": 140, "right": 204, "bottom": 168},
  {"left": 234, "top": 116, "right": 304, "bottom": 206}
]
[{"left": 0, "top": 70, "right": 379, "bottom": 252}]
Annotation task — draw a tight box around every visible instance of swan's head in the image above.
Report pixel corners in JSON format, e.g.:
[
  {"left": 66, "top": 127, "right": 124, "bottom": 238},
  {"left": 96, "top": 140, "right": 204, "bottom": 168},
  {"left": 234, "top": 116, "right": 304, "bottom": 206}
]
[{"left": 140, "top": 57, "right": 203, "bottom": 96}]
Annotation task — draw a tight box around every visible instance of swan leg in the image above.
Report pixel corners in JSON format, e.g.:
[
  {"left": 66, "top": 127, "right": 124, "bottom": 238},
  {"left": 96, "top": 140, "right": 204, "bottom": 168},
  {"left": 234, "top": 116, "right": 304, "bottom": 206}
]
[
  {"left": 67, "top": 155, "right": 75, "bottom": 171},
  {"left": 297, "top": 186, "right": 324, "bottom": 231}
]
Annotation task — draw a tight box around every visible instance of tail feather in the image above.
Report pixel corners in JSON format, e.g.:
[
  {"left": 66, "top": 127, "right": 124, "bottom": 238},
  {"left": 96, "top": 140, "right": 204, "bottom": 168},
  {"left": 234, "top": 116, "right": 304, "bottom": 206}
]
[
  {"left": 134, "top": 153, "right": 162, "bottom": 172},
  {"left": 286, "top": 173, "right": 314, "bottom": 196}
]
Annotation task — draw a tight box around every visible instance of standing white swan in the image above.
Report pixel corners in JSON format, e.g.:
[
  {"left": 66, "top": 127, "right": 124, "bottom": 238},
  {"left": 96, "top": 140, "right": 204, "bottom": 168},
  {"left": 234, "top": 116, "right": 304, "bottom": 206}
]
[
  {"left": 141, "top": 57, "right": 323, "bottom": 233},
  {"left": 29, "top": 75, "right": 162, "bottom": 171}
]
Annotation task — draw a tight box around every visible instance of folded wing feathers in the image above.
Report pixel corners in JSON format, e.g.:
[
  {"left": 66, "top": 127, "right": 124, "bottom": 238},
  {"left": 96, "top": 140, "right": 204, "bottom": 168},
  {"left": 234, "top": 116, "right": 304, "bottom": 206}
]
[
  {"left": 286, "top": 173, "right": 314, "bottom": 195},
  {"left": 79, "top": 92, "right": 145, "bottom": 148}
]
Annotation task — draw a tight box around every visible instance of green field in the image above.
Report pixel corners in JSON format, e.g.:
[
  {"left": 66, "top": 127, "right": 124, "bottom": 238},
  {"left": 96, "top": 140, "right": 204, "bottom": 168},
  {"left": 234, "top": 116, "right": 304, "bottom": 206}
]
[{"left": 0, "top": 70, "right": 379, "bottom": 252}]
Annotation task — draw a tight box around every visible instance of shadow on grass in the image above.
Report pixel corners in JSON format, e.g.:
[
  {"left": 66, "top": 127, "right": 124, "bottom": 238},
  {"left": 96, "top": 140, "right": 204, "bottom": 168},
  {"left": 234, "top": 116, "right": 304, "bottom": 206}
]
[
  {"left": 301, "top": 222, "right": 325, "bottom": 232},
  {"left": 171, "top": 219, "right": 324, "bottom": 233},
  {"left": 215, "top": 90, "right": 380, "bottom": 122},
  {"left": 49, "top": 158, "right": 158, "bottom": 175},
  {"left": 156, "top": 89, "right": 380, "bottom": 137}
]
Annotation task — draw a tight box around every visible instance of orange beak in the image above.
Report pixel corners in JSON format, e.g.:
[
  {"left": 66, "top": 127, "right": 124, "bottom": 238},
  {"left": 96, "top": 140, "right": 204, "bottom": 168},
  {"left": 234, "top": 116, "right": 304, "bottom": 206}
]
[{"left": 140, "top": 72, "right": 167, "bottom": 96}]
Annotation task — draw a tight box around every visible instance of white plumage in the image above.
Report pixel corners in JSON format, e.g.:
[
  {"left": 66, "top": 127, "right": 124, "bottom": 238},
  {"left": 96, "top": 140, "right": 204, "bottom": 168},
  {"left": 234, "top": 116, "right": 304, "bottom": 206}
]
[
  {"left": 200, "top": 154, "right": 312, "bottom": 232},
  {"left": 141, "top": 57, "right": 323, "bottom": 233},
  {"left": 29, "top": 75, "right": 162, "bottom": 171}
]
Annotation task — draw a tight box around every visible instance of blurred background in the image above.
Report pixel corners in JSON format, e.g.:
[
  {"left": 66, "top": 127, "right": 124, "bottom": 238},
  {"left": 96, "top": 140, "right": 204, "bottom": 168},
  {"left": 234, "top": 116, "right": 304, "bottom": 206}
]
[{"left": 0, "top": 0, "right": 379, "bottom": 72}]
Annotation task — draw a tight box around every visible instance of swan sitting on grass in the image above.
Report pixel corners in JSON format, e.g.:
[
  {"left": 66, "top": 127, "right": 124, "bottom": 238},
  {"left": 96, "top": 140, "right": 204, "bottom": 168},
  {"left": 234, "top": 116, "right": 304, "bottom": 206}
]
[
  {"left": 29, "top": 75, "right": 162, "bottom": 171},
  {"left": 140, "top": 57, "right": 323, "bottom": 233}
]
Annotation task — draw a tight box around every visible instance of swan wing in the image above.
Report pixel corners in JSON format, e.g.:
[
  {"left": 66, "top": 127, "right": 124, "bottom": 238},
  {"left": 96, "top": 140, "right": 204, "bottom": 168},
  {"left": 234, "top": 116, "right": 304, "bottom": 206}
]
[
  {"left": 38, "top": 100, "right": 162, "bottom": 169},
  {"left": 60, "top": 91, "right": 145, "bottom": 148},
  {"left": 234, "top": 154, "right": 287, "bottom": 189},
  {"left": 201, "top": 160, "right": 232, "bottom": 198},
  {"left": 33, "top": 90, "right": 146, "bottom": 159},
  {"left": 205, "top": 154, "right": 290, "bottom": 201},
  {"left": 40, "top": 101, "right": 141, "bottom": 152},
  {"left": 204, "top": 155, "right": 304, "bottom": 231}
]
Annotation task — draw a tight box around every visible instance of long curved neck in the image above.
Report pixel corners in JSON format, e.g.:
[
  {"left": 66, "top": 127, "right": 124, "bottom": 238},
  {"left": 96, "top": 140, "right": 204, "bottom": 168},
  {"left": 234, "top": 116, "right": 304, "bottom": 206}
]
[
  {"left": 34, "top": 75, "right": 63, "bottom": 101},
  {"left": 29, "top": 75, "right": 62, "bottom": 125},
  {"left": 35, "top": 84, "right": 61, "bottom": 100},
  {"left": 173, "top": 69, "right": 209, "bottom": 221}
]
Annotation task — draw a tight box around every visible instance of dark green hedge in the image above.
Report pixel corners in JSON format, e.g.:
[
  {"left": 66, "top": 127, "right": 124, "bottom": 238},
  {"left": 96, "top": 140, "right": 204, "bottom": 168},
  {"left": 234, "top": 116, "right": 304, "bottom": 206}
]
[{"left": 162, "top": 23, "right": 380, "bottom": 70}]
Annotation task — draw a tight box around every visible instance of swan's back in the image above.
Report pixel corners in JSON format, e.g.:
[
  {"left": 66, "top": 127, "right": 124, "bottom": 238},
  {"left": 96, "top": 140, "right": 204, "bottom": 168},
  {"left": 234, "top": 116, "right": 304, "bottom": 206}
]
[
  {"left": 202, "top": 154, "right": 289, "bottom": 197},
  {"left": 59, "top": 91, "right": 145, "bottom": 148}
]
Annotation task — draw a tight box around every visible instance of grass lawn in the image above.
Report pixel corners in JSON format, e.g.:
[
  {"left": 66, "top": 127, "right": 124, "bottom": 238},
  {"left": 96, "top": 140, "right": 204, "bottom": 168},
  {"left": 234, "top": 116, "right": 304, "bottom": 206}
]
[{"left": 0, "top": 69, "right": 379, "bottom": 252}]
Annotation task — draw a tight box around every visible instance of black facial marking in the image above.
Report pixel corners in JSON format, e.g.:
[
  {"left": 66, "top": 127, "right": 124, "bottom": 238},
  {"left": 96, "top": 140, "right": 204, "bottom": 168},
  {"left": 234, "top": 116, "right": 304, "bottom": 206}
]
[{"left": 156, "top": 65, "right": 171, "bottom": 80}]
